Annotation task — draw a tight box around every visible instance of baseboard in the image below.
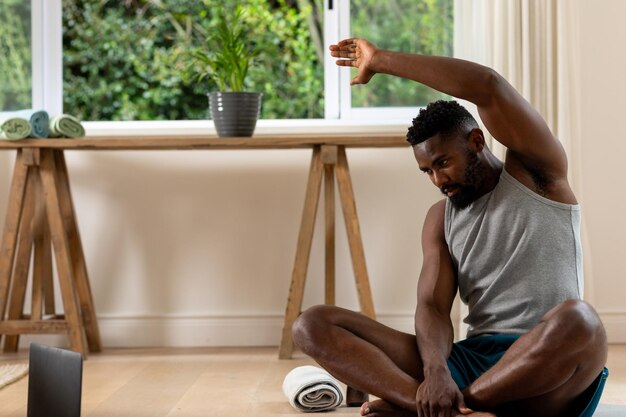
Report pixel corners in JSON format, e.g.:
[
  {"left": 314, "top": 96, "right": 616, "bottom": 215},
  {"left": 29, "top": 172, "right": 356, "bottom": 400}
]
[
  {"left": 89, "top": 313, "right": 415, "bottom": 348},
  {"left": 599, "top": 312, "right": 626, "bottom": 344},
  {"left": 93, "top": 314, "right": 287, "bottom": 348},
  {"left": 17, "top": 311, "right": 625, "bottom": 349}
]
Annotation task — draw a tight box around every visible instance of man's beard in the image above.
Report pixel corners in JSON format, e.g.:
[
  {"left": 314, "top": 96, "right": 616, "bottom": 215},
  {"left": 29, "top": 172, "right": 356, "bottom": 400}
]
[{"left": 443, "top": 151, "right": 484, "bottom": 209}]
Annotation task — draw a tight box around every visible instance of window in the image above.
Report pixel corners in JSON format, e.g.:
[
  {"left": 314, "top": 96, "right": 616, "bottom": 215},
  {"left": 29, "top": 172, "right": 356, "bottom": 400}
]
[
  {"left": 61, "top": 0, "right": 325, "bottom": 121},
  {"left": 337, "top": 0, "right": 453, "bottom": 120},
  {"left": 0, "top": 0, "right": 62, "bottom": 114},
  {"left": 0, "top": 0, "right": 32, "bottom": 111},
  {"left": 16, "top": 0, "right": 453, "bottom": 126}
]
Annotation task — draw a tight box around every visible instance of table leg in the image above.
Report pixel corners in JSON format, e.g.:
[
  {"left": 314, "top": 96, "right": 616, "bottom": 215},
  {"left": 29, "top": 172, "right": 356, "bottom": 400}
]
[
  {"left": 324, "top": 164, "right": 335, "bottom": 306},
  {"left": 279, "top": 146, "right": 323, "bottom": 359},
  {"left": 279, "top": 146, "right": 377, "bottom": 359},
  {"left": 0, "top": 150, "right": 99, "bottom": 357},
  {"left": 335, "top": 147, "right": 375, "bottom": 319},
  {"left": 32, "top": 172, "right": 53, "bottom": 320},
  {"left": 0, "top": 151, "right": 29, "bottom": 344},
  {"left": 39, "top": 149, "right": 88, "bottom": 356},
  {"left": 54, "top": 151, "right": 101, "bottom": 352},
  {"left": 3, "top": 168, "right": 36, "bottom": 352},
  {"left": 321, "top": 145, "right": 338, "bottom": 306}
]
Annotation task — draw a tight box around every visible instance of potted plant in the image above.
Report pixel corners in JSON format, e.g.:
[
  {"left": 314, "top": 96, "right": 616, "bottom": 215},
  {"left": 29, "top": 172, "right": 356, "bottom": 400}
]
[{"left": 189, "top": 5, "right": 262, "bottom": 137}]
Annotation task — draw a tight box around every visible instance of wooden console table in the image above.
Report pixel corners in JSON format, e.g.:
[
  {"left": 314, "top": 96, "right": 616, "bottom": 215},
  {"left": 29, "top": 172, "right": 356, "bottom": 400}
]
[{"left": 0, "top": 134, "right": 408, "bottom": 358}]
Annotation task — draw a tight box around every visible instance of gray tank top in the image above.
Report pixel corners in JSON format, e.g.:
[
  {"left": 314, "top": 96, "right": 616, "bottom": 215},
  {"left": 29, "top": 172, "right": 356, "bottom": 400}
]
[{"left": 444, "top": 168, "right": 583, "bottom": 337}]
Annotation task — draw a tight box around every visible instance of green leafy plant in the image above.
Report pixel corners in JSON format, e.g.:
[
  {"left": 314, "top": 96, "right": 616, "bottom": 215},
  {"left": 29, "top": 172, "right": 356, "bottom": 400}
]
[{"left": 189, "top": 5, "right": 256, "bottom": 92}]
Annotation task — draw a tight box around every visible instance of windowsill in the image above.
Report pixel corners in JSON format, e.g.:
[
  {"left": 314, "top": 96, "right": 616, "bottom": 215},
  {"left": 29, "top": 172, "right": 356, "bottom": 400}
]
[{"left": 84, "top": 119, "right": 411, "bottom": 137}]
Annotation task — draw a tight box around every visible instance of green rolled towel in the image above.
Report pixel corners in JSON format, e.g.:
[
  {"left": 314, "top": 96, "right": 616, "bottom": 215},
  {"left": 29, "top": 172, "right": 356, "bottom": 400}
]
[
  {"left": 15, "top": 109, "right": 49, "bottom": 138},
  {"left": 49, "top": 114, "right": 85, "bottom": 138},
  {"left": 0, "top": 117, "right": 31, "bottom": 140}
]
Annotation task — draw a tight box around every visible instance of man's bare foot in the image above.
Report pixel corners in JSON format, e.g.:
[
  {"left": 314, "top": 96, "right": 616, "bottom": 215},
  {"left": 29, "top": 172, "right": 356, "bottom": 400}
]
[
  {"left": 359, "top": 399, "right": 497, "bottom": 417},
  {"left": 360, "top": 399, "right": 416, "bottom": 417}
]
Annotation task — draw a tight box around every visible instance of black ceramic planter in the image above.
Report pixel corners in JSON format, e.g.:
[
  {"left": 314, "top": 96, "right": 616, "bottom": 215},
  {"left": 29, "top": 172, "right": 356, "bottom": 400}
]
[{"left": 208, "top": 92, "right": 262, "bottom": 137}]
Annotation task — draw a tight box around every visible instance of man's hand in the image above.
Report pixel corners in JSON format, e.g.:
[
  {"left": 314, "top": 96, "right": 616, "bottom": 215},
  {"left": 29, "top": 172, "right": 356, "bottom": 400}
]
[
  {"left": 416, "top": 369, "right": 468, "bottom": 417},
  {"left": 329, "top": 38, "right": 378, "bottom": 85}
]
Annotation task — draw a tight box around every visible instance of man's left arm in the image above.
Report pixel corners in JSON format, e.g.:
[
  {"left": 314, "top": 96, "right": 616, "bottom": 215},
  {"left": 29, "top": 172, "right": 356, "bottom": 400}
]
[{"left": 331, "top": 38, "right": 572, "bottom": 198}]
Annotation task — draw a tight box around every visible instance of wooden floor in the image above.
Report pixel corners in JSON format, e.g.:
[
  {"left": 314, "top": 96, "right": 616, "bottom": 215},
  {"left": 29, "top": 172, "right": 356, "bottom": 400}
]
[{"left": 0, "top": 345, "right": 624, "bottom": 416}]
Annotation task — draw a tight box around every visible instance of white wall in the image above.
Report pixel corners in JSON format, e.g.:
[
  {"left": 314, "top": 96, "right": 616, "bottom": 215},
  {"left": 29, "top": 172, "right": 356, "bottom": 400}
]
[{"left": 579, "top": 0, "right": 626, "bottom": 343}]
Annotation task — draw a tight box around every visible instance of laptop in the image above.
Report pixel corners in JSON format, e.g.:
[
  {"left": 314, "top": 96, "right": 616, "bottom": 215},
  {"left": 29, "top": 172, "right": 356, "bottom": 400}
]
[{"left": 27, "top": 343, "right": 83, "bottom": 417}]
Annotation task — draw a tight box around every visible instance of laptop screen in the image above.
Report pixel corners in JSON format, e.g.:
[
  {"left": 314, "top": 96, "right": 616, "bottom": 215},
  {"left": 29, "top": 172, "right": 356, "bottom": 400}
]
[{"left": 27, "top": 343, "right": 82, "bottom": 417}]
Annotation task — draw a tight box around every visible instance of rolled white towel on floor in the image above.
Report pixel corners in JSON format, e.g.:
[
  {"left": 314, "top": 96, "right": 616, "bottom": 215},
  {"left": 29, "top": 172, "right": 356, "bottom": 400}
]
[
  {"left": 282, "top": 365, "right": 343, "bottom": 412},
  {"left": 595, "top": 404, "right": 626, "bottom": 417}
]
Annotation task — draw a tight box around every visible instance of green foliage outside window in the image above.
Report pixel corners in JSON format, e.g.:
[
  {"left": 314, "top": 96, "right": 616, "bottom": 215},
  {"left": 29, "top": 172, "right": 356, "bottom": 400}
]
[
  {"left": 350, "top": 0, "right": 453, "bottom": 108},
  {"left": 0, "top": 0, "right": 31, "bottom": 111},
  {"left": 62, "top": 0, "right": 325, "bottom": 121}
]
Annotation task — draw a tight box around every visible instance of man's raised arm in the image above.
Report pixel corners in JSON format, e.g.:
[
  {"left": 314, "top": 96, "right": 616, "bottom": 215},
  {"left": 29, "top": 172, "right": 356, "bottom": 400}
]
[{"left": 330, "top": 38, "right": 572, "bottom": 196}]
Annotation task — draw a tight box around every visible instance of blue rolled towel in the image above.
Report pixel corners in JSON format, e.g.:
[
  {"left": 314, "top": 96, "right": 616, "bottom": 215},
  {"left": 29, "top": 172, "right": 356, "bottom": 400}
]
[{"left": 14, "top": 109, "right": 49, "bottom": 138}]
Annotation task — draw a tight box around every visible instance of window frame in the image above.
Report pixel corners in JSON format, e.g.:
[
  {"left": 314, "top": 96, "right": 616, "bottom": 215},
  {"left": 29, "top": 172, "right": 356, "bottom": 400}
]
[
  {"left": 32, "top": 0, "right": 63, "bottom": 115},
  {"left": 335, "top": 1, "right": 428, "bottom": 122}
]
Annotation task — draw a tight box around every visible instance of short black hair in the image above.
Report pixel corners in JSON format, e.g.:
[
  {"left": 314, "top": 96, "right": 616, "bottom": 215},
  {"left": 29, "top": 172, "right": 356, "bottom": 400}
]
[{"left": 407, "top": 100, "right": 478, "bottom": 146}]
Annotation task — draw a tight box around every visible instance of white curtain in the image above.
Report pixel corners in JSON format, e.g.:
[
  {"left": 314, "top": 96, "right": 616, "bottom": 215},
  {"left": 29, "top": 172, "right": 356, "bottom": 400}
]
[{"left": 452, "top": 0, "right": 593, "bottom": 339}]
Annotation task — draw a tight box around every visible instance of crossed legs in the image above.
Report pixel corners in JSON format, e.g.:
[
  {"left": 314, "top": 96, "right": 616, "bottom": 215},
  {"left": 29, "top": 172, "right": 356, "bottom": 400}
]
[{"left": 292, "top": 300, "right": 607, "bottom": 417}]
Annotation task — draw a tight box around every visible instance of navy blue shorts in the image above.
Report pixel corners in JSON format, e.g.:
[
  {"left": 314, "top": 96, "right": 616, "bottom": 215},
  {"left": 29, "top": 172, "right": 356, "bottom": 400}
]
[{"left": 447, "top": 334, "right": 608, "bottom": 417}]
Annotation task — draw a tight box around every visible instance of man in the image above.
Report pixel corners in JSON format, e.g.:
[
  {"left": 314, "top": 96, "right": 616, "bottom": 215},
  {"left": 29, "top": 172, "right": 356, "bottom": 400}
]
[{"left": 292, "top": 38, "right": 608, "bottom": 417}]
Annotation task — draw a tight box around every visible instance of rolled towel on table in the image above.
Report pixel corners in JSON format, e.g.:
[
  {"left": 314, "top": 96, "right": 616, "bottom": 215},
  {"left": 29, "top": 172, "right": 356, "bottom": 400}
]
[
  {"left": 49, "top": 114, "right": 85, "bottom": 138},
  {"left": 282, "top": 366, "right": 343, "bottom": 412},
  {"left": 0, "top": 117, "right": 31, "bottom": 140},
  {"left": 14, "top": 109, "right": 49, "bottom": 138}
]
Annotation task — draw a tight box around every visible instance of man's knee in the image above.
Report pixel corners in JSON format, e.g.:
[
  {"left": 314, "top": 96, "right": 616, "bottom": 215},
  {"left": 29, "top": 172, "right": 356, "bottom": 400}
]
[
  {"left": 544, "top": 300, "right": 607, "bottom": 354},
  {"left": 292, "top": 305, "right": 336, "bottom": 352}
]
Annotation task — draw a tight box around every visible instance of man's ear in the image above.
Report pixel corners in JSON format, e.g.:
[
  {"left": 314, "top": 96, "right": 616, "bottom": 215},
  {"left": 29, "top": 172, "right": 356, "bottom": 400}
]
[{"left": 467, "top": 128, "right": 485, "bottom": 152}]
